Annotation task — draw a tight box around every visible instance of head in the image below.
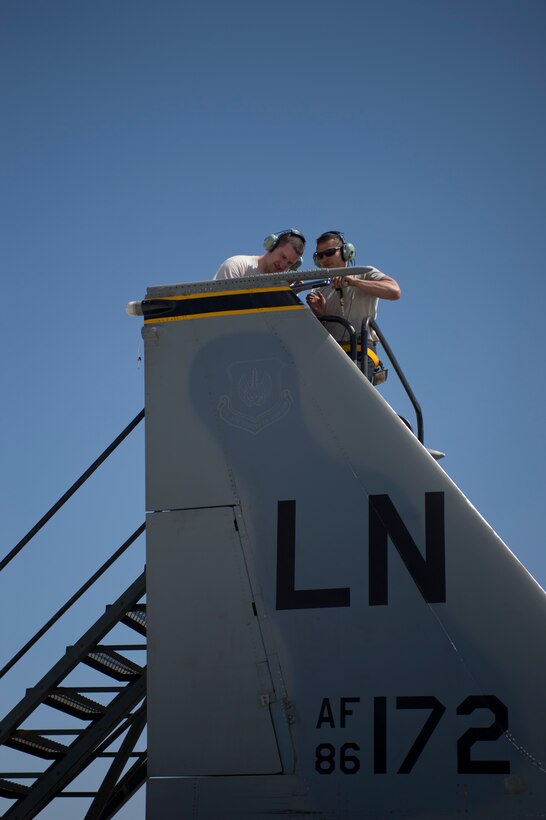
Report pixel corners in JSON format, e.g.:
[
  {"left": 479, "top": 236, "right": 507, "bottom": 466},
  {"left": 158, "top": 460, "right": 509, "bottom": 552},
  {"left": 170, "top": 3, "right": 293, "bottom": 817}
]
[
  {"left": 313, "top": 231, "right": 356, "bottom": 269},
  {"left": 261, "top": 229, "right": 306, "bottom": 273}
]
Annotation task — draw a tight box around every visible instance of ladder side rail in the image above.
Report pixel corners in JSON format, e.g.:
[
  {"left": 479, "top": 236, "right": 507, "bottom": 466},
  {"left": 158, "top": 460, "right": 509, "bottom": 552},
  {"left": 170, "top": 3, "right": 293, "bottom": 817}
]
[
  {"left": 365, "top": 318, "right": 425, "bottom": 444},
  {"left": 0, "top": 409, "right": 145, "bottom": 575},
  {"left": 0, "top": 524, "right": 145, "bottom": 680},
  {"left": 0, "top": 573, "right": 146, "bottom": 746},
  {"left": 84, "top": 701, "right": 147, "bottom": 820},
  {"left": 96, "top": 752, "right": 147, "bottom": 820},
  {"left": 3, "top": 676, "right": 146, "bottom": 820},
  {"left": 87, "top": 710, "right": 144, "bottom": 762},
  {"left": 319, "top": 316, "right": 357, "bottom": 361}
]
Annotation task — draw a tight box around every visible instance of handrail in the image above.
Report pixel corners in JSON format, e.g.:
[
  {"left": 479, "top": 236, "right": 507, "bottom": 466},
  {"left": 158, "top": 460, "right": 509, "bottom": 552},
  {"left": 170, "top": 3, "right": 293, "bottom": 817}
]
[
  {"left": 319, "top": 315, "right": 424, "bottom": 445},
  {"left": 0, "top": 409, "right": 145, "bottom": 575},
  {"left": 0, "top": 523, "right": 146, "bottom": 680},
  {"left": 320, "top": 316, "right": 358, "bottom": 361},
  {"left": 363, "top": 318, "right": 424, "bottom": 444}
]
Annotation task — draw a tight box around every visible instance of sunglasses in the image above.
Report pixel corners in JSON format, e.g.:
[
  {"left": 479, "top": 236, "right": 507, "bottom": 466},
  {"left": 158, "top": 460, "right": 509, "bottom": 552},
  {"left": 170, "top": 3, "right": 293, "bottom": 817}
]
[{"left": 314, "top": 246, "right": 342, "bottom": 260}]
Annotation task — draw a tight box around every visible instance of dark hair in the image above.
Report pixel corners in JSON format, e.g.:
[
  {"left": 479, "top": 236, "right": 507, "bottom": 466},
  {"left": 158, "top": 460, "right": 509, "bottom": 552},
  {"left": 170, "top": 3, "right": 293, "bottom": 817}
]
[
  {"left": 277, "top": 230, "right": 305, "bottom": 256},
  {"left": 316, "top": 231, "right": 344, "bottom": 245}
]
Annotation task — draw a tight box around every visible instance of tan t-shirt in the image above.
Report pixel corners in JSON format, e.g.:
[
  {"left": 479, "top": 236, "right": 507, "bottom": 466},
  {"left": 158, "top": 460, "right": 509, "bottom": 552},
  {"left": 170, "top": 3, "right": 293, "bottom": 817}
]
[{"left": 316, "top": 266, "right": 386, "bottom": 343}]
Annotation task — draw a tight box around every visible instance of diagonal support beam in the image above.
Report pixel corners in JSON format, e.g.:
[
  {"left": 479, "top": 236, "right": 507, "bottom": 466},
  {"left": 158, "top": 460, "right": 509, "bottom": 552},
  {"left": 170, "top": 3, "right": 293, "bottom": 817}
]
[
  {"left": 0, "top": 572, "right": 145, "bottom": 746},
  {"left": 4, "top": 674, "right": 146, "bottom": 819},
  {"left": 84, "top": 700, "right": 147, "bottom": 820}
]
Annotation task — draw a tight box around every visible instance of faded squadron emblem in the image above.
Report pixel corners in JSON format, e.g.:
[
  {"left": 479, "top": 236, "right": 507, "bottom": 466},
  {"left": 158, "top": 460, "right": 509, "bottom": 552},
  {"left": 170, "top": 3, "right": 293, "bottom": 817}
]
[{"left": 218, "top": 358, "right": 292, "bottom": 434}]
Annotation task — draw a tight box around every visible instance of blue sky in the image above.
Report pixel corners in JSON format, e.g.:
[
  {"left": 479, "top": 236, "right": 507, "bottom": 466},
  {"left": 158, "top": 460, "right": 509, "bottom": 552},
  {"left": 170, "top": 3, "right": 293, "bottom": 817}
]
[{"left": 1, "top": 1, "right": 545, "bottom": 816}]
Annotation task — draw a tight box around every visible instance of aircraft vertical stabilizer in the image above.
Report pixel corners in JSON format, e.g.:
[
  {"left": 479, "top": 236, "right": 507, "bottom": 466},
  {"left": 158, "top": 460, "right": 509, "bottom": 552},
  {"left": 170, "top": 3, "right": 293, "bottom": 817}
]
[{"left": 138, "top": 272, "right": 546, "bottom": 819}]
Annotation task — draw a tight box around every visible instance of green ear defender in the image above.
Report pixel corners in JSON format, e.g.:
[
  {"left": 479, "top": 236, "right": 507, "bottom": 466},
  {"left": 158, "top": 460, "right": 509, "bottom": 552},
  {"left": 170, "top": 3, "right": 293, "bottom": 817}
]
[
  {"left": 263, "top": 233, "right": 280, "bottom": 252},
  {"left": 263, "top": 228, "right": 306, "bottom": 252},
  {"left": 333, "top": 231, "right": 356, "bottom": 262},
  {"left": 341, "top": 241, "right": 356, "bottom": 262}
]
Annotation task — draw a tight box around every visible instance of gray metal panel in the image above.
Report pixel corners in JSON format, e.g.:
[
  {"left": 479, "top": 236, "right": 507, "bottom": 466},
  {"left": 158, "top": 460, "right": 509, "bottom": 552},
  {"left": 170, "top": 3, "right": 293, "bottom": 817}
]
[
  {"left": 147, "top": 505, "right": 281, "bottom": 777},
  {"left": 143, "top": 321, "right": 239, "bottom": 511},
  {"left": 146, "top": 772, "right": 539, "bottom": 819},
  {"left": 143, "top": 275, "right": 546, "bottom": 817},
  {"left": 147, "top": 775, "right": 311, "bottom": 820}
]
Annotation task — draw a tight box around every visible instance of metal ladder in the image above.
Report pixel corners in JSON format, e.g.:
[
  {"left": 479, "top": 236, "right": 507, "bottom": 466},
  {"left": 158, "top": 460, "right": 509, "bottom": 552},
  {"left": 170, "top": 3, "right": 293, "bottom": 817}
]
[{"left": 0, "top": 412, "right": 147, "bottom": 818}]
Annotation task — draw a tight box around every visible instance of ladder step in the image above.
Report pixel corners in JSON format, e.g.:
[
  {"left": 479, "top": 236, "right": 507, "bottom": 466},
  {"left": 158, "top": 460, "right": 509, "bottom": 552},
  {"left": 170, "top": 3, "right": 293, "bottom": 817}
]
[
  {"left": 121, "top": 604, "right": 147, "bottom": 636},
  {"left": 44, "top": 688, "right": 107, "bottom": 720},
  {"left": 5, "top": 730, "right": 68, "bottom": 760},
  {"left": 60, "top": 686, "right": 124, "bottom": 693},
  {"left": 83, "top": 647, "right": 143, "bottom": 681},
  {"left": 0, "top": 778, "right": 31, "bottom": 799}
]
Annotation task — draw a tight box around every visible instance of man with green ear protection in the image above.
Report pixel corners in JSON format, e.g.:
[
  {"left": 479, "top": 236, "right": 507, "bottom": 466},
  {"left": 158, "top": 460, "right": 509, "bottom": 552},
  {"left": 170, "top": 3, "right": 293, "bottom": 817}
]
[
  {"left": 214, "top": 230, "right": 305, "bottom": 279},
  {"left": 307, "top": 231, "right": 401, "bottom": 383}
]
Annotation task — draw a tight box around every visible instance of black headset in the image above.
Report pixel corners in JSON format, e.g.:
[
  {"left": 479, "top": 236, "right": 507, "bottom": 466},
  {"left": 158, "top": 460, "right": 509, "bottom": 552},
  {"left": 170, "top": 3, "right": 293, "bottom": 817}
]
[{"left": 313, "top": 230, "right": 356, "bottom": 266}]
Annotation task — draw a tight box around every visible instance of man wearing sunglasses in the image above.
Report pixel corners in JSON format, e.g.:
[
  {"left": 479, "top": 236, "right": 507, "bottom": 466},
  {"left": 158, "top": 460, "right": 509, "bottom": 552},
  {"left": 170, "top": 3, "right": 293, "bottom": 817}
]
[
  {"left": 307, "top": 231, "right": 401, "bottom": 381},
  {"left": 214, "top": 229, "right": 305, "bottom": 279}
]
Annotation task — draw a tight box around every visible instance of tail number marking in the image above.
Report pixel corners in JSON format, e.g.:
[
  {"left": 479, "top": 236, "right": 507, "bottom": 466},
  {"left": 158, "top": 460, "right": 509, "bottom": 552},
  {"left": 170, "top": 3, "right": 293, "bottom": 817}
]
[{"left": 314, "top": 695, "right": 509, "bottom": 775}]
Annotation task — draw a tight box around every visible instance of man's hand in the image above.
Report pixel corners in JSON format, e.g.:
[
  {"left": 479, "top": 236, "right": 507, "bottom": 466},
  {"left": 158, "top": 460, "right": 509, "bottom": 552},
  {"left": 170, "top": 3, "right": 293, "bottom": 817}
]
[
  {"left": 307, "top": 291, "right": 327, "bottom": 316},
  {"left": 331, "top": 275, "right": 354, "bottom": 289}
]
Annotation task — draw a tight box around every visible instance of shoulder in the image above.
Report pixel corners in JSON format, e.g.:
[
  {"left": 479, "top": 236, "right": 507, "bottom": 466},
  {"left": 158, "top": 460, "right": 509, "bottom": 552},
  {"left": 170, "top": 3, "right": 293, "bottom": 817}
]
[{"left": 214, "top": 255, "right": 260, "bottom": 280}]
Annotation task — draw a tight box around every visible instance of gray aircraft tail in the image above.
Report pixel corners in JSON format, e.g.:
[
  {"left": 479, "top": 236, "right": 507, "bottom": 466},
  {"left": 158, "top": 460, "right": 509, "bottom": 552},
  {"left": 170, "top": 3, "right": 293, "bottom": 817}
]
[{"left": 134, "top": 271, "right": 546, "bottom": 819}]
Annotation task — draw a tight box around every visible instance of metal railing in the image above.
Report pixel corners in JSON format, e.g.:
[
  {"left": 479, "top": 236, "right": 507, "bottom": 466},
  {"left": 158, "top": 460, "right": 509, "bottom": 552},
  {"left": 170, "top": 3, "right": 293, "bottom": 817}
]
[
  {"left": 319, "top": 315, "right": 424, "bottom": 445},
  {"left": 0, "top": 409, "right": 145, "bottom": 575},
  {"left": 0, "top": 524, "right": 145, "bottom": 680},
  {"left": 363, "top": 318, "right": 424, "bottom": 444},
  {"left": 0, "top": 409, "right": 145, "bottom": 680}
]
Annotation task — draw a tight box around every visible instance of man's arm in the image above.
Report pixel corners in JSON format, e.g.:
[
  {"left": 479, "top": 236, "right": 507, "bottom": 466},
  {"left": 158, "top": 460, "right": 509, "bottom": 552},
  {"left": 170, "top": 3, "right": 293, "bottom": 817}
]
[{"left": 331, "top": 272, "right": 401, "bottom": 301}]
